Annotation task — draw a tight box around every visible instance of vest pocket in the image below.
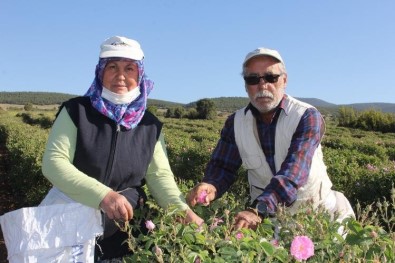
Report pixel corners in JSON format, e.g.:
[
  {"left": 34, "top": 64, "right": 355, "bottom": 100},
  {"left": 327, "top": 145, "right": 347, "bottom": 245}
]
[{"left": 242, "top": 155, "right": 262, "bottom": 170}]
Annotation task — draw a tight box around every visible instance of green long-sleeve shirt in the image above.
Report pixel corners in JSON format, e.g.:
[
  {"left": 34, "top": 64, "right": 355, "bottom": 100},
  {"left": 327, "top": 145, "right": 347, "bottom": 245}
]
[{"left": 42, "top": 108, "right": 189, "bottom": 211}]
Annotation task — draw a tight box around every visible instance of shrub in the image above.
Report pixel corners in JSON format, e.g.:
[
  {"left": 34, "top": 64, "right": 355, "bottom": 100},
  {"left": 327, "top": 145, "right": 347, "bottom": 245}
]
[
  {"left": 24, "top": 102, "right": 34, "bottom": 111},
  {"left": 338, "top": 107, "right": 395, "bottom": 133},
  {"left": 196, "top": 99, "right": 217, "bottom": 120},
  {"left": 121, "top": 187, "right": 395, "bottom": 262},
  {"left": 0, "top": 113, "right": 51, "bottom": 205}
]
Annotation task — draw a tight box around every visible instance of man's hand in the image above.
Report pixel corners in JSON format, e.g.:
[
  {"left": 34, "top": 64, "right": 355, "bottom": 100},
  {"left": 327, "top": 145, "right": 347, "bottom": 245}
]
[
  {"left": 233, "top": 210, "right": 262, "bottom": 230},
  {"left": 186, "top": 182, "right": 217, "bottom": 207},
  {"left": 100, "top": 190, "right": 133, "bottom": 221}
]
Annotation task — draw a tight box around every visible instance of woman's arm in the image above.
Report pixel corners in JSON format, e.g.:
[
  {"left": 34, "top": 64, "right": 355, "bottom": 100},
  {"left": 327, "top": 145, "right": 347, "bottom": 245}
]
[
  {"left": 42, "top": 108, "right": 112, "bottom": 208},
  {"left": 145, "top": 132, "right": 189, "bottom": 210}
]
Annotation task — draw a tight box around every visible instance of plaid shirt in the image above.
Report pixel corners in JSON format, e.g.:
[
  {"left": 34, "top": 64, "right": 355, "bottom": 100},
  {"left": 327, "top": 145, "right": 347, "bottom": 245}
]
[{"left": 202, "top": 95, "right": 324, "bottom": 214}]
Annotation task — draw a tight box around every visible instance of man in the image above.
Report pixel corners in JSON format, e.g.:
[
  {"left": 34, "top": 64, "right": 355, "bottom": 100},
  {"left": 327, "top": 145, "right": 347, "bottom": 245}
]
[{"left": 187, "top": 47, "right": 354, "bottom": 230}]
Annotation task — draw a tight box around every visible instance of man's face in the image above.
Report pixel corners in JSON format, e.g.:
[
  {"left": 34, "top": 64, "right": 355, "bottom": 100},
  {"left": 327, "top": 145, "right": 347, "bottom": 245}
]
[{"left": 244, "top": 56, "right": 287, "bottom": 113}]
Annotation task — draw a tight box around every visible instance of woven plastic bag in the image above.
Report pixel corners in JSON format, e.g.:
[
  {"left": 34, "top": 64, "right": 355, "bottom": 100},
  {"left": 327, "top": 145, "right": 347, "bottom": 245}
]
[{"left": 0, "top": 203, "right": 103, "bottom": 263}]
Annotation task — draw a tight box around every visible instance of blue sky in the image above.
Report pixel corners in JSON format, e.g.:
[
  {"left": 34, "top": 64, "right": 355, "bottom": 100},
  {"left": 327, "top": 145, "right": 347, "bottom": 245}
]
[{"left": 1, "top": 1, "right": 394, "bottom": 104}]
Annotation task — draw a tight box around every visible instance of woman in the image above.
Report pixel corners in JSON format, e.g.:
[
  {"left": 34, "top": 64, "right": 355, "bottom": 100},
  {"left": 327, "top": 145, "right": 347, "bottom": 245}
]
[{"left": 40, "top": 36, "right": 203, "bottom": 260}]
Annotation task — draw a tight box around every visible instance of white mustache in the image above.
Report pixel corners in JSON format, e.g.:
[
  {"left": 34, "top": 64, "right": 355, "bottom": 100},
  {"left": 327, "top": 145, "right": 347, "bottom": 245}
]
[{"left": 254, "top": 91, "right": 274, "bottom": 100}]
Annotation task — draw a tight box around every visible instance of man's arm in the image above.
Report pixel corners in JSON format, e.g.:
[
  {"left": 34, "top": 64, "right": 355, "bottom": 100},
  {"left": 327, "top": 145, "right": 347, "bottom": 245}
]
[{"left": 202, "top": 113, "right": 243, "bottom": 199}]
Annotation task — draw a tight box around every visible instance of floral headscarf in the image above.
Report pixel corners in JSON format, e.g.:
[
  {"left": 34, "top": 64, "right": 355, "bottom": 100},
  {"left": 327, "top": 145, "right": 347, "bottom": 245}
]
[{"left": 84, "top": 57, "right": 154, "bottom": 130}]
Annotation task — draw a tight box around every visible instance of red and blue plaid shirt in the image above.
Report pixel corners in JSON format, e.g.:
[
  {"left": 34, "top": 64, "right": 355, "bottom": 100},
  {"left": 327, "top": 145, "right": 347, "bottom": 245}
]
[{"left": 202, "top": 95, "right": 324, "bottom": 214}]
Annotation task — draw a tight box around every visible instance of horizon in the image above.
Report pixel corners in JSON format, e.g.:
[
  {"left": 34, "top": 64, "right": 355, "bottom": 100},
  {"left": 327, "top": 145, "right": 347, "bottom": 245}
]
[
  {"left": 2, "top": 91, "right": 395, "bottom": 107},
  {"left": 1, "top": 1, "right": 394, "bottom": 104}
]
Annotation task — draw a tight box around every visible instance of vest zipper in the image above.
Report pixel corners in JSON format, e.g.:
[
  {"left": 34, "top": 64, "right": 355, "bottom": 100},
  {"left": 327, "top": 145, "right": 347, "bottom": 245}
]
[{"left": 104, "top": 124, "right": 121, "bottom": 185}]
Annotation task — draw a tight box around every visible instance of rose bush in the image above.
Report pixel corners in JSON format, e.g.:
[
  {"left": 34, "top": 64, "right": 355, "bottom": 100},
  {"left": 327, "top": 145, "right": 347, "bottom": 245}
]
[{"left": 121, "top": 188, "right": 394, "bottom": 262}]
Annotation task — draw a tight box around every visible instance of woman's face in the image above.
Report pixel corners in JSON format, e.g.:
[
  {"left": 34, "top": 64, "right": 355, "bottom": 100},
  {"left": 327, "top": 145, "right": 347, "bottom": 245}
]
[{"left": 102, "top": 60, "right": 139, "bottom": 94}]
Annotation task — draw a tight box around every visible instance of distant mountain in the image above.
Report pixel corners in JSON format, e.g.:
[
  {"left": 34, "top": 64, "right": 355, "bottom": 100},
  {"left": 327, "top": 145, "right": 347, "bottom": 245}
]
[
  {"left": 0, "top": 91, "right": 183, "bottom": 109},
  {"left": 147, "top": 98, "right": 184, "bottom": 108},
  {"left": 297, "top": 98, "right": 337, "bottom": 108},
  {"left": 0, "top": 91, "right": 76, "bottom": 105},
  {"left": 201, "top": 97, "right": 395, "bottom": 114},
  {"left": 1, "top": 91, "right": 394, "bottom": 114}
]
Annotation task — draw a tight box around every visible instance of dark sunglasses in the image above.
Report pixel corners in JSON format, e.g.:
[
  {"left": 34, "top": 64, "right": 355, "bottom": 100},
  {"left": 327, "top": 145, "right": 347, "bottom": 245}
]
[{"left": 243, "top": 73, "right": 283, "bottom": 85}]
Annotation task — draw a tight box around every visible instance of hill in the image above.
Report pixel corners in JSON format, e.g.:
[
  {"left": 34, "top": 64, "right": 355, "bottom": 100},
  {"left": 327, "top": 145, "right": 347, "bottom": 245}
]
[
  {"left": 202, "top": 97, "right": 395, "bottom": 115},
  {"left": 0, "top": 91, "right": 183, "bottom": 109},
  {"left": 1, "top": 91, "right": 394, "bottom": 114},
  {"left": 0, "top": 91, "right": 76, "bottom": 105}
]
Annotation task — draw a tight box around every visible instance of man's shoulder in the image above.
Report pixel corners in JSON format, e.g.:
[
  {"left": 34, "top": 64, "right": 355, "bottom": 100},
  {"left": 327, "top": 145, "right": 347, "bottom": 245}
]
[{"left": 286, "top": 95, "right": 315, "bottom": 109}]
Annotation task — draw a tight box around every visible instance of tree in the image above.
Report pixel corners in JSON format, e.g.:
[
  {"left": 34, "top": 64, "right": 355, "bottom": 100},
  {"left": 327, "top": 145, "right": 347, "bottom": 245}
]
[
  {"left": 173, "top": 107, "right": 185, "bottom": 119},
  {"left": 165, "top": 108, "right": 175, "bottom": 118},
  {"left": 24, "top": 103, "right": 34, "bottom": 111},
  {"left": 196, "top": 98, "right": 216, "bottom": 120},
  {"left": 147, "top": 105, "right": 158, "bottom": 115}
]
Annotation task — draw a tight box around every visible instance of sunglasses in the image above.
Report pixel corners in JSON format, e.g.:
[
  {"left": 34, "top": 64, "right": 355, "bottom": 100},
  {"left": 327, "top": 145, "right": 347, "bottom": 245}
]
[{"left": 243, "top": 73, "right": 283, "bottom": 85}]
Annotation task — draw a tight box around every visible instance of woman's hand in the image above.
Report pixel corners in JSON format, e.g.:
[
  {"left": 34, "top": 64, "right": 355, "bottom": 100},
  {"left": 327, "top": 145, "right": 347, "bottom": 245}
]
[
  {"left": 181, "top": 209, "right": 204, "bottom": 226},
  {"left": 186, "top": 182, "right": 217, "bottom": 207},
  {"left": 100, "top": 190, "right": 133, "bottom": 221}
]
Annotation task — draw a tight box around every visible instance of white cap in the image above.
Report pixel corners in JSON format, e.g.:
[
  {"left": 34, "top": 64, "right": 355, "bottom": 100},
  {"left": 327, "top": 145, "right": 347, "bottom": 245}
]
[
  {"left": 99, "top": 36, "right": 144, "bottom": 60},
  {"left": 243, "top": 47, "right": 284, "bottom": 66}
]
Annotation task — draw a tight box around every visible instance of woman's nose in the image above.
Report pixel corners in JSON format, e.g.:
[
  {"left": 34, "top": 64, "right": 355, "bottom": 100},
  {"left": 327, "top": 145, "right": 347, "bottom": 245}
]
[{"left": 115, "top": 70, "right": 126, "bottom": 79}]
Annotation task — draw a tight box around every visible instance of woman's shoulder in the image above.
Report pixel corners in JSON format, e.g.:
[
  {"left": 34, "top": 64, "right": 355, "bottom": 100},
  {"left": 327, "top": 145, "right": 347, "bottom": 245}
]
[
  {"left": 55, "top": 96, "right": 91, "bottom": 119},
  {"left": 62, "top": 96, "right": 90, "bottom": 106},
  {"left": 142, "top": 110, "right": 162, "bottom": 125}
]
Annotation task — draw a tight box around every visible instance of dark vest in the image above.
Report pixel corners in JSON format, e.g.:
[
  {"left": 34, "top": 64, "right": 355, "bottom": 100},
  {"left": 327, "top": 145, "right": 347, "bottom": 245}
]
[{"left": 60, "top": 97, "right": 162, "bottom": 207}]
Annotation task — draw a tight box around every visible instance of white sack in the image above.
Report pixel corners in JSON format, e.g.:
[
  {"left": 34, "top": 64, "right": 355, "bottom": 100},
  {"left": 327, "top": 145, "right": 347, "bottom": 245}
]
[{"left": 0, "top": 203, "right": 103, "bottom": 263}]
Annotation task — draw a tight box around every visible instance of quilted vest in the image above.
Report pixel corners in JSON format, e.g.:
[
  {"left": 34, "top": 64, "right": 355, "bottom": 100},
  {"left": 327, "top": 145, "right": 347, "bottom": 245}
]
[
  {"left": 61, "top": 97, "right": 162, "bottom": 207},
  {"left": 234, "top": 96, "right": 333, "bottom": 213}
]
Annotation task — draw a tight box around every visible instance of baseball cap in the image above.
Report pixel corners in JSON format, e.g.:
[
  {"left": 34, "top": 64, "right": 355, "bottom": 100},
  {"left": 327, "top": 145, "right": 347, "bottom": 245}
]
[
  {"left": 99, "top": 36, "right": 144, "bottom": 60},
  {"left": 243, "top": 47, "right": 284, "bottom": 66}
]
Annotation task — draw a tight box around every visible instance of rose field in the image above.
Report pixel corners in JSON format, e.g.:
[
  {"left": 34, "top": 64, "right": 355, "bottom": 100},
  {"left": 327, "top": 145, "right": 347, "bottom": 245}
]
[{"left": 0, "top": 109, "right": 394, "bottom": 262}]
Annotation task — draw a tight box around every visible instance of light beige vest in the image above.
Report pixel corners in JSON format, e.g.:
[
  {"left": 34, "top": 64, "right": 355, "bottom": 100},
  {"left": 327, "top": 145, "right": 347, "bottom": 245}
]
[{"left": 234, "top": 96, "right": 333, "bottom": 214}]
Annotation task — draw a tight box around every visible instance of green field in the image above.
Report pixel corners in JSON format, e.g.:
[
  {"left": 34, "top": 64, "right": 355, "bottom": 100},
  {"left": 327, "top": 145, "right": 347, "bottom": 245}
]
[{"left": 0, "top": 109, "right": 394, "bottom": 262}]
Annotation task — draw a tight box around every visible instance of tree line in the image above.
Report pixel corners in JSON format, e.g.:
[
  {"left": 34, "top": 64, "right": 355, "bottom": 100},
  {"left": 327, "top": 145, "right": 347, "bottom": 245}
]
[
  {"left": 338, "top": 106, "right": 395, "bottom": 133},
  {"left": 151, "top": 98, "right": 218, "bottom": 120},
  {"left": 0, "top": 91, "right": 76, "bottom": 105}
]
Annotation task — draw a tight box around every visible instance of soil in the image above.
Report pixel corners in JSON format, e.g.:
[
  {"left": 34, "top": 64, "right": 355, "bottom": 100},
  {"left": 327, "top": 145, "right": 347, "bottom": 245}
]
[{"left": 0, "top": 142, "right": 23, "bottom": 262}]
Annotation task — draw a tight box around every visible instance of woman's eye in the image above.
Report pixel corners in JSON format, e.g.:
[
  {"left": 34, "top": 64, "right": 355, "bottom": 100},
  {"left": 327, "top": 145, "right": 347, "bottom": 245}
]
[{"left": 127, "top": 65, "right": 137, "bottom": 72}]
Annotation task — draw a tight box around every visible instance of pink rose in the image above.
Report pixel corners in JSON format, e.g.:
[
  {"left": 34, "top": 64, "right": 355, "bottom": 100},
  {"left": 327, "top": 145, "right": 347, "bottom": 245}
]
[
  {"left": 145, "top": 220, "right": 155, "bottom": 231},
  {"left": 290, "top": 235, "right": 314, "bottom": 261},
  {"left": 270, "top": 239, "right": 279, "bottom": 247},
  {"left": 235, "top": 232, "right": 244, "bottom": 239},
  {"left": 197, "top": 190, "right": 208, "bottom": 204}
]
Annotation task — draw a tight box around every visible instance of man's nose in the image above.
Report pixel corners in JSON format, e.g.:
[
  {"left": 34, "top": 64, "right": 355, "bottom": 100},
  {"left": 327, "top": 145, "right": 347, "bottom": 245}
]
[{"left": 257, "top": 80, "right": 269, "bottom": 89}]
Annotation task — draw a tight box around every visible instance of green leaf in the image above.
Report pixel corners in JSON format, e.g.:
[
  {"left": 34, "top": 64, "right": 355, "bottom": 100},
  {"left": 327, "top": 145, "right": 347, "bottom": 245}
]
[
  {"left": 218, "top": 246, "right": 237, "bottom": 256},
  {"left": 260, "top": 241, "right": 275, "bottom": 256},
  {"left": 195, "top": 233, "right": 206, "bottom": 245},
  {"left": 347, "top": 220, "right": 364, "bottom": 234},
  {"left": 183, "top": 232, "right": 196, "bottom": 245}
]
